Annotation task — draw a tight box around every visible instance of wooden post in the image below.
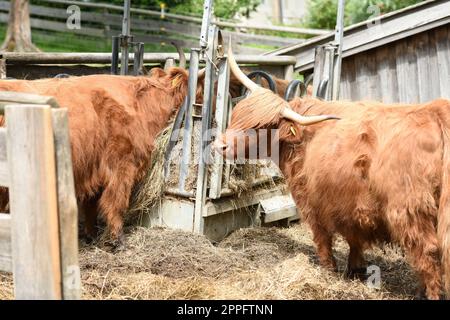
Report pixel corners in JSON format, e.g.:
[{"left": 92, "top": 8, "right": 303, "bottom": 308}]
[
  {"left": 284, "top": 64, "right": 294, "bottom": 81},
  {"left": 6, "top": 104, "right": 62, "bottom": 300},
  {"left": 164, "top": 58, "right": 175, "bottom": 71},
  {"left": 51, "top": 109, "right": 80, "bottom": 300},
  {"left": 0, "top": 55, "right": 6, "bottom": 79}
]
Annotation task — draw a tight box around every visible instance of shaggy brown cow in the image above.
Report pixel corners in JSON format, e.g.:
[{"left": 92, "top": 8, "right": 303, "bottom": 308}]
[
  {"left": 0, "top": 69, "right": 189, "bottom": 243},
  {"left": 216, "top": 48, "right": 450, "bottom": 300}
]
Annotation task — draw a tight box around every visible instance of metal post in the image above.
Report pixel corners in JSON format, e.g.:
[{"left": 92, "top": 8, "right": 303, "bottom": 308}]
[
  {"left": 178, "top": 49, "right": 201, "bottom": 193},
  {"left": 209, "top": 57, "right": 230, "bottom": 199},
  {"left": 120, "top": 0, "right": 131, "bottom": 75},
  {"left": 133, "top": 42, "right": 145, "bottom": 76},
  {"left": 164, "top": 97, "right": 188, "bottom": 178},
  {"left": 332, "top": 0, "right": 345, "bottom": 100},
  {"left": 199, "top": 0, "right": 214, "bottom": 48},
  {"left": 193, "top": 25, "right": 217, "bottom": 233},
  {"left": 111, "top": 36, "right": 120, "bottom": 75}
]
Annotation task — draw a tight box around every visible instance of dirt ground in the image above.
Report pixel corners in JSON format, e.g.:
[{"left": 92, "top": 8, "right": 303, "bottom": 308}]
[{"left": 0, "top": 223, "right": 416, "bottom": 300}]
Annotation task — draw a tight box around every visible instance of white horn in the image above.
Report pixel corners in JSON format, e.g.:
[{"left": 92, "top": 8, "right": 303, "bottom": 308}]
[
  {"left": 281, "top": 107, "right": 340, "bottom": 126},
  {"left": 227, "top": 45, "right": 259, "bottom": 92}
]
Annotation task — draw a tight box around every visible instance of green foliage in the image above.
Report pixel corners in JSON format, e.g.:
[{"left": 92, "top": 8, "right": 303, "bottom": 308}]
[
  {"left": 172, "top": 0, "right": 261, "bottom": 19},
  {"left": 85, "top": 0, "right": 260, "bottom": 19},
  {"left": 104, "top": 0, "right": 185, "bottom": 10},
  {"left": 303, "top": 0, "right": 424, "bottom": 30}
]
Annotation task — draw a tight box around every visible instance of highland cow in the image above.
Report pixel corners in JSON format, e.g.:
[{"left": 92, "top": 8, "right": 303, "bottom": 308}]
[
  {"left": 0, "top": 69, "right": 189, "bottom": 244},
  {"left": 216, "top": 47, "right": 450, "bottom": 300}
]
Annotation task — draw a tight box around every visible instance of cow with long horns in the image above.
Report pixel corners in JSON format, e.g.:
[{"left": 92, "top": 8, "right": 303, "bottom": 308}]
[{"left": 216, "top": 48, "right": 450, "bottom": 300}]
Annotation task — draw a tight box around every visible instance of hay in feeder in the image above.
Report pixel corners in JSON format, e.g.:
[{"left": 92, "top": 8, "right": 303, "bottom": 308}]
[
  {"left": 128, "top": 125, "right": 172, "bottom": 218},
  {"left": 0, "top": 223, "right": 417, "bottom": 300}
]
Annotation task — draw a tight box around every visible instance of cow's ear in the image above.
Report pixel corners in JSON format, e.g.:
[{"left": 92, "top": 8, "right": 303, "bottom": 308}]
[
  {"left": 149, "top": 67, "right": 166, "bottom": 78},
  {"left": 167, "top": 67, "right": 189, "bottom": 106},
  {"left": 278, "top": 119, "right": 304, "bottom": 144},
  {"left": 168, "top": 68, "right": 188, "bottom": 91}
]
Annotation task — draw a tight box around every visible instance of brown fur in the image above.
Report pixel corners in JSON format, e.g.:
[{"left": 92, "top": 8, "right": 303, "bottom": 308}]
[
  {"left": 220, "top": 93, "right": 450, "bottom": 299},
  {"left": 0, "top": 68, "right": 189, "bottom": 240}
]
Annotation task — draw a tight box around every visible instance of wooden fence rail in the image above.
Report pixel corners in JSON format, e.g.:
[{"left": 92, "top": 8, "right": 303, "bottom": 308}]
[
  {"left": 0, "top": 92, "right": 80, "bottom": 300},
  {"left": 0, "top": 0, "right": 307, "bottom": 54}
]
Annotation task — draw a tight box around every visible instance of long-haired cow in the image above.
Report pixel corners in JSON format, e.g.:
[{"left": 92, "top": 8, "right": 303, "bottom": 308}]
[
  {"left": 216, "top": 48, "right": 450, "bottom": 299},
  {"left": 0, "top": 69, "right": 189, "bottom": 244}
]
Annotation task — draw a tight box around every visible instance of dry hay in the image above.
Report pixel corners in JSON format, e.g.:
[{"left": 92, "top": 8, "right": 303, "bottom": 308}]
[
  {"left": 128, "top": 126, "right": 172, "bottom": 218},
  {"left": 0, "top": 223, "right": 416, "bottom": 300}
]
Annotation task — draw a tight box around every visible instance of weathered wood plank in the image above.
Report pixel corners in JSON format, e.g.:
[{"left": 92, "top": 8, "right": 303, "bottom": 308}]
[
  {"left": 339, "top": 55, "right": 355, "bottom": 100},
  {"left": 415, "top": 32, "right": 440, "bottom": 103},
  {"left": 395, "top": 40, "right": 419, "bottom": 103},
  {"left": 51, "top": 109, "right": 80, "bottom": 300},
  {"left": 376, "top": 46, "right": 399, "bottom": 104},
  {"left": 435, "top": 26, "right": 450, "bottom": 99},
  {"left": 353, "top": 54, "right": 370, "bottom": 101},
  {"left": 0, "top": 91, "right": 58, "bottom": 112},
  {"left": 6, "top": 104, "right": 62, "bottom": 300},
  {"left": 0, "top": 213, "right": 11, "bottom": 273},
  {"left": 0, "top": 128, "right": 8, "bottom": 187},
  {"left": 366, "top": 52, "right": 380, "bottom": 100}
]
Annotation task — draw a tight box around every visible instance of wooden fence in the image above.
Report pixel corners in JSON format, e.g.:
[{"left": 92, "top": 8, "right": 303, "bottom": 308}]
[
  {"left": 0, "top": 92, "right": 80, "bottom": 300},
  {"left": 0, "top": 0, "right": 311, "bottom": 54}
]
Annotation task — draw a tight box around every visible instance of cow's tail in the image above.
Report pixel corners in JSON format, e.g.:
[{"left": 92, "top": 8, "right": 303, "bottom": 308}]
[{"left": 438, "top": 101, "right": 450, "bottom": 298}]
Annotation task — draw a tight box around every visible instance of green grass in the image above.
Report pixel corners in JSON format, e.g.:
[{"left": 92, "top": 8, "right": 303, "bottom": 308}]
[
  {"left": 0, "top": 23, "right": 177, "bottom": 53},
  {"left": 244, "top": 42, "right": 278, "bottom": 51}
]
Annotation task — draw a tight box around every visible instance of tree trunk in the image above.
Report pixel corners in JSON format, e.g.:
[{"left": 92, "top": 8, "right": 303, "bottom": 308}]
[{"left": 1, "top": 0, "right": 40, "bottom": 52}]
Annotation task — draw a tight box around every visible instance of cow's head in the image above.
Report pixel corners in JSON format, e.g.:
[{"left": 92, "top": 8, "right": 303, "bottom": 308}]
[{"left": 215, "top": 48, "right": 339, "bottom": 162}]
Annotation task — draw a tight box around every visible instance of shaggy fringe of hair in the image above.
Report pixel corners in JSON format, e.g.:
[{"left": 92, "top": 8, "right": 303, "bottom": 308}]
[{"left": 229, "top": 88, "right": 287, "bottom": 131}]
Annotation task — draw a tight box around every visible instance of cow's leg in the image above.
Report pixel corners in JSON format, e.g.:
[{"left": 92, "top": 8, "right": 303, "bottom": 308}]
[
  {"left": 345, "top": 237, "right": 366, "bottom": 280},
  {"left": 389, "top": 209, "right": 441, "bottom": 300},
  {"left": 98, "top": 164, "right": 138, "bottom": 248},
  {"left": 0, "top": 187, "right": 9, "bottom": 212},
  {"left": 404, "top": 238, "right": 441, "bottom": 300},
  {"left": 310, "top": 223, "right": 336, "bottom": 271},
  {"left": 83, "top": 197, "right": 99, "bottom": 242}
]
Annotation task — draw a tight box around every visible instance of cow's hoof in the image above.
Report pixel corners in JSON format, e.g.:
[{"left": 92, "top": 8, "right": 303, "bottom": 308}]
[
  {"left": 345, "top": 267, "right": 367, "bottom": 280},
  {"left": 84, "top": 235, "right": 95, "bottom": 245},
  {"left": 81, "top": 232, "right": 98, "bottom": 245},
  {"left": 105, "top": 234, "right": 126, "bottom": 252}
]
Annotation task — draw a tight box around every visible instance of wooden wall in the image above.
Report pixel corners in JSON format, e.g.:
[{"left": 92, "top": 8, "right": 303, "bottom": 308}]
[{"left": 339, "top": 24, "right": 450, "bottom": 104}]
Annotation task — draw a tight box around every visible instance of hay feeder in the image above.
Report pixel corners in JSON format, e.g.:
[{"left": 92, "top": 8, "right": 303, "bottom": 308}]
[{"left": 133, "top": 1, "right": 298, "bottom": 241}]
